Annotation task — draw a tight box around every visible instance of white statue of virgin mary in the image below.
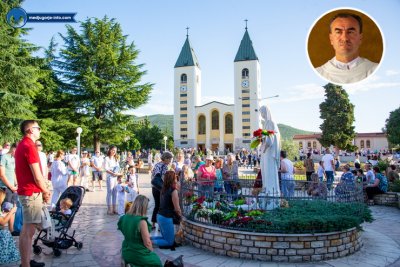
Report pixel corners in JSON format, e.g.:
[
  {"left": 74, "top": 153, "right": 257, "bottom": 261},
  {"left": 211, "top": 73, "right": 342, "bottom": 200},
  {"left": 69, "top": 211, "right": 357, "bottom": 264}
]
[{"left": 259, "top": 105, "right": 281, "bottom": 210}]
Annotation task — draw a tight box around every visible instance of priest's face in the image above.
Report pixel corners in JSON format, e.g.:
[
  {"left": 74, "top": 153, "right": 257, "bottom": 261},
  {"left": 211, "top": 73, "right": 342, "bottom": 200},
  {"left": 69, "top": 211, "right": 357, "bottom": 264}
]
[{"left": 329, "top": 16, "right": 363, "bottom": 61}]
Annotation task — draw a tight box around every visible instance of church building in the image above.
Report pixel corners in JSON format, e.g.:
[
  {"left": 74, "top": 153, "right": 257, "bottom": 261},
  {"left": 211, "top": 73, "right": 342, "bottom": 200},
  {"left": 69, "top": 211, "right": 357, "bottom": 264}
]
[{"left": 173, "top": 26, "right": 262, "bottom": 152}]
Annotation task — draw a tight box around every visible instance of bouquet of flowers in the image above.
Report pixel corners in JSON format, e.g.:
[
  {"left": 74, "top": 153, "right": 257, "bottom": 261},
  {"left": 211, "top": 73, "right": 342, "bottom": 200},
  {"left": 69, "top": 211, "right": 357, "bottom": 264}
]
[{"left": 250, "top": 128, "right": 275, "bottom": 149}]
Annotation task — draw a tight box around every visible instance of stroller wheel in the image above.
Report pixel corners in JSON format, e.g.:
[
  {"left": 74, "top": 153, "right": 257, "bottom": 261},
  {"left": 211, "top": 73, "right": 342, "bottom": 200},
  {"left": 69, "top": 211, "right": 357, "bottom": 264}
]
[
  {"left": 76, "top": 242, "right": 83, "bottom": 250},
  {"left": 53, "top": 248, "right": 62, "bottom": 257},
  {"left": 33, "top": 245, "right": 42, "bottom": 255}
]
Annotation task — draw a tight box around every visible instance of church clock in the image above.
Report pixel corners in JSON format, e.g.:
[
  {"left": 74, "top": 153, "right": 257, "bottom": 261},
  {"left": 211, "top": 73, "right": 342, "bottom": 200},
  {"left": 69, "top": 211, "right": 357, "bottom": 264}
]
[
  {"left": 180, "top": 85, "right": 187, "bottom": 92},
  {"left": 241, "top": 80, "right": 249, "bottom": 88}
]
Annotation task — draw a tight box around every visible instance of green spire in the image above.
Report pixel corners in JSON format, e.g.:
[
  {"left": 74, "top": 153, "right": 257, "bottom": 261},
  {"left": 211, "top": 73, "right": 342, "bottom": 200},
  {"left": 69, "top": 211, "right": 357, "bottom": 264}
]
[
  {"left": 234, "top": 29, "right": 258, "bottom": 62},
  {"left": 174, "top": 34, "right": 200, "bottom": 68}
]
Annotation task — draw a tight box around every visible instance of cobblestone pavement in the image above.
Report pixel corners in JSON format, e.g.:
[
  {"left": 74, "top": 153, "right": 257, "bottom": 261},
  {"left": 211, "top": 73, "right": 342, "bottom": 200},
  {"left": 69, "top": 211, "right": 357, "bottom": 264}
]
[{"left": 4, "top": 169, "right": 400, "bottom": 267}]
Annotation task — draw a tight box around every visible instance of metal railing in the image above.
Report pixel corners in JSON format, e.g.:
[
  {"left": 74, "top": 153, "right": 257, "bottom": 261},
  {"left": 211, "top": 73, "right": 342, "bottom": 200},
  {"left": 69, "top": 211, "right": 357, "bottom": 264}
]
[{"left": 180, "top": 178, "right": 367, "bottom": 234}]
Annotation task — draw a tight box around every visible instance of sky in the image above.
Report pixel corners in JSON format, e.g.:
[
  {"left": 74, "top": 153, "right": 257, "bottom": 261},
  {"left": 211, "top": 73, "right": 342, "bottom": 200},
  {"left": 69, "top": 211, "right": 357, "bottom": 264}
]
[{"left": 21, "top": 0, "right": 400, "bottom": 133}]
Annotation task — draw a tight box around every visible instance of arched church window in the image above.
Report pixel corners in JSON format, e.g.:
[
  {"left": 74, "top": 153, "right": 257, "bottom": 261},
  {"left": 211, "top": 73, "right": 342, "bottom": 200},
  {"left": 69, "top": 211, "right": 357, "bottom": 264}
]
[
  {"left": 212, "top": 110, "right": 219, "bottom": 130},
  {"left": 366, "top": 140, "right": 371, "bottom": 149},
  {"left": 307, "top": 142, "right": 311, "bottom": 148},
  {"left": 313, "top": 141, "right": 317, "bottom": 149},
  {"left": 225, "top": 114, "right": 233, "bottom": 134},
  {"left": 360, "top": 140, "right": 364, "bottom": 149},
  {"left": 242, "top": 68, "right": 249, "bottom": 79},
  {"left": 299, "top": 142, "right": 303, "bottom": 149},
  {"left": 181, "top": 74, "right": 187, "bottom": 83},
  {"left": 198, "top": 115, "right": 206, "bottom": 135}
]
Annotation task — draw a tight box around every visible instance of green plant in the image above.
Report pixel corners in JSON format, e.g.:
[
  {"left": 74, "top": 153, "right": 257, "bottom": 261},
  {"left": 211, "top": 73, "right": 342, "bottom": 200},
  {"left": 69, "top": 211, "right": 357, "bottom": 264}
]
[
  {"left": 389, "top": 180, "right": 400, "bottom": 192},
  {"left": 293, "top": 161, "right": 304, "bottom": 170},
  {"left": 377, "top": 159, "right": 390, "bottom": 173}
]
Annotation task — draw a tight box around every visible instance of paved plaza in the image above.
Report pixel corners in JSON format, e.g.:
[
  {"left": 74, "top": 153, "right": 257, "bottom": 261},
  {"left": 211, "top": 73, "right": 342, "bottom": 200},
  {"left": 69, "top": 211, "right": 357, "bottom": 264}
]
[{"left": 4, "top": 169, "right": 400, "bottom": 267}]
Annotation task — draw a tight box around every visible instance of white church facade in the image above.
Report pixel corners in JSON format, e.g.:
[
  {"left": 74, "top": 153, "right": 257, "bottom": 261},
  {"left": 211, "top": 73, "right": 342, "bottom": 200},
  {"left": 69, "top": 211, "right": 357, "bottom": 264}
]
[{"left": 173, "top": 27, "right": 262, "bottom": 152}]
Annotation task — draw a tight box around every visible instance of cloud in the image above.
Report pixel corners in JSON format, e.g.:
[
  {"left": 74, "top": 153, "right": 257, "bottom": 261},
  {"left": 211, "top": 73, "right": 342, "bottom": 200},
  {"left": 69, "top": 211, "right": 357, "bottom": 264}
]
[
  {"left": 345, "top": 76, "right": 400, "bottom": 94},
  {"left": 269, "top": 83, "right": 325, "bottom": 103},
  {"left": 385, "top": 70, "right": 400, "bottom": 76}
]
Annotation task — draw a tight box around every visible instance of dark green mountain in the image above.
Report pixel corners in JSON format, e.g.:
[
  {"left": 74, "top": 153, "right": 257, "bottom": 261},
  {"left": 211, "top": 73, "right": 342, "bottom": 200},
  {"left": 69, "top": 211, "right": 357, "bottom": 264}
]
[{"left": 135, "top": 115, "right": 313, "bottom": 140}]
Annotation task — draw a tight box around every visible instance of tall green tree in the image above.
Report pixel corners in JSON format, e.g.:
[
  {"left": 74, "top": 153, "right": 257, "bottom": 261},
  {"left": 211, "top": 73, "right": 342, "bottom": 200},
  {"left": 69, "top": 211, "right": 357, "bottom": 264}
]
[
  {"left": 318, "top": 83, "right": 356, "bottom": 154},
  {"left": 0, "top": 0, "right": 42, "bottom": 143},
  {"left": 281, "top": 139, "right": 299, "bottom": 161},
  {"left": 133, "top": 117, "right": 164, "bottom": 149},
  {"left": 55, "top": 16, "right": 153, "bottom": 151},
  {"left": 385, "top": 106, "right": 400, "bottom": 147}
]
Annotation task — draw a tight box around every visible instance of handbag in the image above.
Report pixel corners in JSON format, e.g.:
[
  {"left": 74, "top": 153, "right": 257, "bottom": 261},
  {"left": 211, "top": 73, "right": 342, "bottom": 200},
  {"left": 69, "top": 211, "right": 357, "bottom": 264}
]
[
  {"left": 41, "top": 206, "right": 52, "bottom": 230},
  {"left": 172, "top": 212, "right": 181, "bottom": 225},
  {"left": 164, "top": 255, "right": 184, "bottom": 267},
  {"left": 151, "top": 173, "right": 164, "bottom": 191},
  {"left": 41, "top": 206, "right": 55, "bottom": 240}
]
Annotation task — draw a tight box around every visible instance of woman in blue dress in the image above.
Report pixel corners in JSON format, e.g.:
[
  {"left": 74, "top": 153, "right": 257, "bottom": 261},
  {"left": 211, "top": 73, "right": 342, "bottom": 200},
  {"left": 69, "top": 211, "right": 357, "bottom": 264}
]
[{"left": 0, "top": 189, "right": 20, "bottom": 264}]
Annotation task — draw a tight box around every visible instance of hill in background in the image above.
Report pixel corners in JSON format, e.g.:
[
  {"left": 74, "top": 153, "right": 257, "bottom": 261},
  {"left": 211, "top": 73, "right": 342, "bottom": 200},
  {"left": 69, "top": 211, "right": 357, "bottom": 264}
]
[{"left": 135, "top": 115, "right": 313, "bottom": 140}]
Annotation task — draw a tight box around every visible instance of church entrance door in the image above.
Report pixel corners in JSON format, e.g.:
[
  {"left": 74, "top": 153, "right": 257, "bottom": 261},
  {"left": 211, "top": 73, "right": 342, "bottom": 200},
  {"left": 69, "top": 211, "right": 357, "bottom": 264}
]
[
  {"left": 225, "top": 143, "right": 233, "bottom": 153},
  {"left": 197, "top": 144, "right": 205, "bottom": 153},
  {"left": 211, "top": 143, "right": 219, "bottom": 153}
]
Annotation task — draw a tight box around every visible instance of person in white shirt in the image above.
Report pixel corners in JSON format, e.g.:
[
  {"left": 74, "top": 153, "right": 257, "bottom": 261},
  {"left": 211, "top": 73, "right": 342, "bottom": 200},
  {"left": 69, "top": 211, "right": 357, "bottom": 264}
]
[
  {"left": 50, "top": 150, "right": 68, "bottom": 208},
  {"left": 80, "top": 151, "right": 90, "bottom": 191},
  {"left": 365, "top": 164, "right": 375, "bottom": 185},
  {"left": 115, "top": 175, "right": 126, "bottom": 216},
  {"left": 316, "top": 13, "right": 378, "bottom": 84},
  {"left": 321, "top": 148, "right": 335, "bottom": 190},
  {"left": 90, "top": 151, "right": 104, "bottom": 191},
  {"left": 280, "top": 150, "right": 295, "bottom": 198},
  {"left": 66, "top": 147, "right": 79, "bottom": 186},
  {"left": 35, "top": 140, "right": 48, "bottom": 179}
]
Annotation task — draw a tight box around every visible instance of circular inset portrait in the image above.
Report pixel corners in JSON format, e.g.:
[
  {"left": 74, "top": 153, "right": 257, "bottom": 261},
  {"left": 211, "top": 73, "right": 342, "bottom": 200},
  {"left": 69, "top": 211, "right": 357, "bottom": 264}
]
[{"left": 307, "top": 8, "right": 384, "bottom": 85}]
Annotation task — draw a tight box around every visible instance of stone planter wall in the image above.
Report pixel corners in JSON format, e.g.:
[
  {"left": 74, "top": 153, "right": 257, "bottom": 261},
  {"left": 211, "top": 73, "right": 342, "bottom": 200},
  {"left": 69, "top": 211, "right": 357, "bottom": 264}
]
[
  {"left": 373, "top": 192, "right": 399, "bottom": 207},
  {"left": 182, "top": 219, "right": 362, "bottom": 262}
]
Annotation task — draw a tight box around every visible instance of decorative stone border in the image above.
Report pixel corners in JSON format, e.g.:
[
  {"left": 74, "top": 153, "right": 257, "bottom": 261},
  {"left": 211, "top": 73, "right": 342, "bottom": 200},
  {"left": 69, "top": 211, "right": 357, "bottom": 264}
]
[
  {"left": 373, "top": 192, "right": 399, "bottom": 207},
  {"left": 182, "top": 219, "right": 363, "bottom": 262}
]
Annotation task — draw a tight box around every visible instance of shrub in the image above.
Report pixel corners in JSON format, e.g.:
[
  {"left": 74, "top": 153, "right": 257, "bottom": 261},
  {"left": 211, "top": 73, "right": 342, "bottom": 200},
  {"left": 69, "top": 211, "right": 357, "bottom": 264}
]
[
  {"left": 293, "top": 161, "right": 304, "bottom": 170},
  {"left": 389, "top": 180, "right": 400, "bottom": 192}
]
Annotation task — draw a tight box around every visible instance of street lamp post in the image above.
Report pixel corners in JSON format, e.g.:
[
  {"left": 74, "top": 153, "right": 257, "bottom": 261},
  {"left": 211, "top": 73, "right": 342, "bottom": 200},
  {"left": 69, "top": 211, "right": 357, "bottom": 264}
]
[
  {"left": 163, "top": 136, "right": 168, "bottom": 151},
  {"left": 76, "top": 127, "right": 83, "bottom": 158}
]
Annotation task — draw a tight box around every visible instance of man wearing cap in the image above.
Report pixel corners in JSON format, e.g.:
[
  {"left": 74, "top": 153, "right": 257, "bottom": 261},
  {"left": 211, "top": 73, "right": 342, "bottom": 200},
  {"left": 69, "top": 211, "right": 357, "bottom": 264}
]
[{"left": 15, "top": 120, "right": 50, "bottom": 267}]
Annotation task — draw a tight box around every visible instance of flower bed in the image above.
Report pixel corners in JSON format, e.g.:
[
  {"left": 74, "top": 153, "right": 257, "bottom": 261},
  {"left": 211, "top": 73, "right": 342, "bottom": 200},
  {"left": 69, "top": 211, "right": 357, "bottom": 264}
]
[{"left": 184, "top": 195, "right": 372, "bottom": 234}]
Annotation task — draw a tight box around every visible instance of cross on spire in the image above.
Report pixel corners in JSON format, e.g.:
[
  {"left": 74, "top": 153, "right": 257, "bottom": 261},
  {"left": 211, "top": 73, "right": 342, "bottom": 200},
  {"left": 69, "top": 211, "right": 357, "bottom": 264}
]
[
  {"left": 244, "top": 19, "right": 248, "bottom": 30},
  {"left": 186, "top": 27, "right": 189, "bottom": 37}
]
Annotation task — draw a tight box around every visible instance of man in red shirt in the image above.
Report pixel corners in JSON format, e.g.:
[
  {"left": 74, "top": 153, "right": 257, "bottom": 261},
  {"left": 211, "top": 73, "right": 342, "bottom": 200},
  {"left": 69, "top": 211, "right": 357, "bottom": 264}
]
[{"left": 15, "top": 120, "right": 51, "bottom": 267}]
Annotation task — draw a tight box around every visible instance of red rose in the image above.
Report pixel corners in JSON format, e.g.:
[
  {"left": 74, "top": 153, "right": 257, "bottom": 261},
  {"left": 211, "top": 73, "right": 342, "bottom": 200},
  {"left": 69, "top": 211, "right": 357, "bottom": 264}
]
[{"left": 253, "top": 129, "right": 263, "bottom": 137}]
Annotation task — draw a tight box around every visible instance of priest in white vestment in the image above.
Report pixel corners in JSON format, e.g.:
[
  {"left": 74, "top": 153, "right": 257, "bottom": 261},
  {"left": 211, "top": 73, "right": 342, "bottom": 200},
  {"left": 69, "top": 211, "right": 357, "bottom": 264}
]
[
  {"left": 259, "top": 105, "right": 281, "bottom": 210},
  {"left": 316, "top": 12, "right": 379, "bottom": 84}
]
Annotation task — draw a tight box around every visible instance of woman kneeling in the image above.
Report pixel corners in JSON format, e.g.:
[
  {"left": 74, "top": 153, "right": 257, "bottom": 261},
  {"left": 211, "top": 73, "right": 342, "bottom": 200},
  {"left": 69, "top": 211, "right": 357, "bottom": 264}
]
[{"left": 118, "top": 195, "right": 162, "bottom": 267}]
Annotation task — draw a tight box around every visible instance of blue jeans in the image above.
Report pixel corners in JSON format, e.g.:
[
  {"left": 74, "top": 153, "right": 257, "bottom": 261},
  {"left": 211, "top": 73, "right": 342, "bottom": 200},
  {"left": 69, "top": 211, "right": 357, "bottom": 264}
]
[
  {"left": 224, "top": 181, "right": 238, "bottom": 200},
  {"left": 281, "top": 179, "right": 295, "bottom": 198},
  {"left": 152, "top": 214, "right": 175, "bottom": 246},
  {"left": 325, "top": 171, "right": 334, "bottom": 190},
  {"left": 198, "top": 184, "right": 214, "bottom": 199}
]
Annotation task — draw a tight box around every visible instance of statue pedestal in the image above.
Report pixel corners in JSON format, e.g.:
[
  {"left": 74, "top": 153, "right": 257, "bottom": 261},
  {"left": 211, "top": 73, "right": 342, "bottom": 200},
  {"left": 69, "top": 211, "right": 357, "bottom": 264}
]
[{"left": 258, "top": 188, "right": 280, "bottom": 210}]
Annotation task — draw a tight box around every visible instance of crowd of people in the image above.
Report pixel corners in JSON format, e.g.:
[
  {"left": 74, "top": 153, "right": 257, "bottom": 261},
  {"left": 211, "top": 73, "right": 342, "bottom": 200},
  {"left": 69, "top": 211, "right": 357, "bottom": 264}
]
[{"left": 1, "top": 119, "right": 400, "bottom": 266}]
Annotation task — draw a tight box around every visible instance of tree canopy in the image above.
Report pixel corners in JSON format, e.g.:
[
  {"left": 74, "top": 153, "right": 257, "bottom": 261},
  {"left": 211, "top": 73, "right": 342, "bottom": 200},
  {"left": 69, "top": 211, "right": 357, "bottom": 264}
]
[
  {"left": 385, "top": 106, "right": 400, "bottom": 147},
  {"left": 0, "top": 0, "right": 43, "bottom": 143},
  {"left": 318, "top": 83, "right": 356, "bottom": 152},
  {"left": 54, "top": 16, "right": 153, "bottom": 151}
]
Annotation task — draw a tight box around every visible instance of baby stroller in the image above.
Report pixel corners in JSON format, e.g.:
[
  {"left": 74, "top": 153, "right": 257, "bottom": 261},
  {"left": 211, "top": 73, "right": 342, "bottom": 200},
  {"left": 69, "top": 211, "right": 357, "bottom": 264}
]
[{"left": 33, "top": 186, "right": 86, "bottom": 257}]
